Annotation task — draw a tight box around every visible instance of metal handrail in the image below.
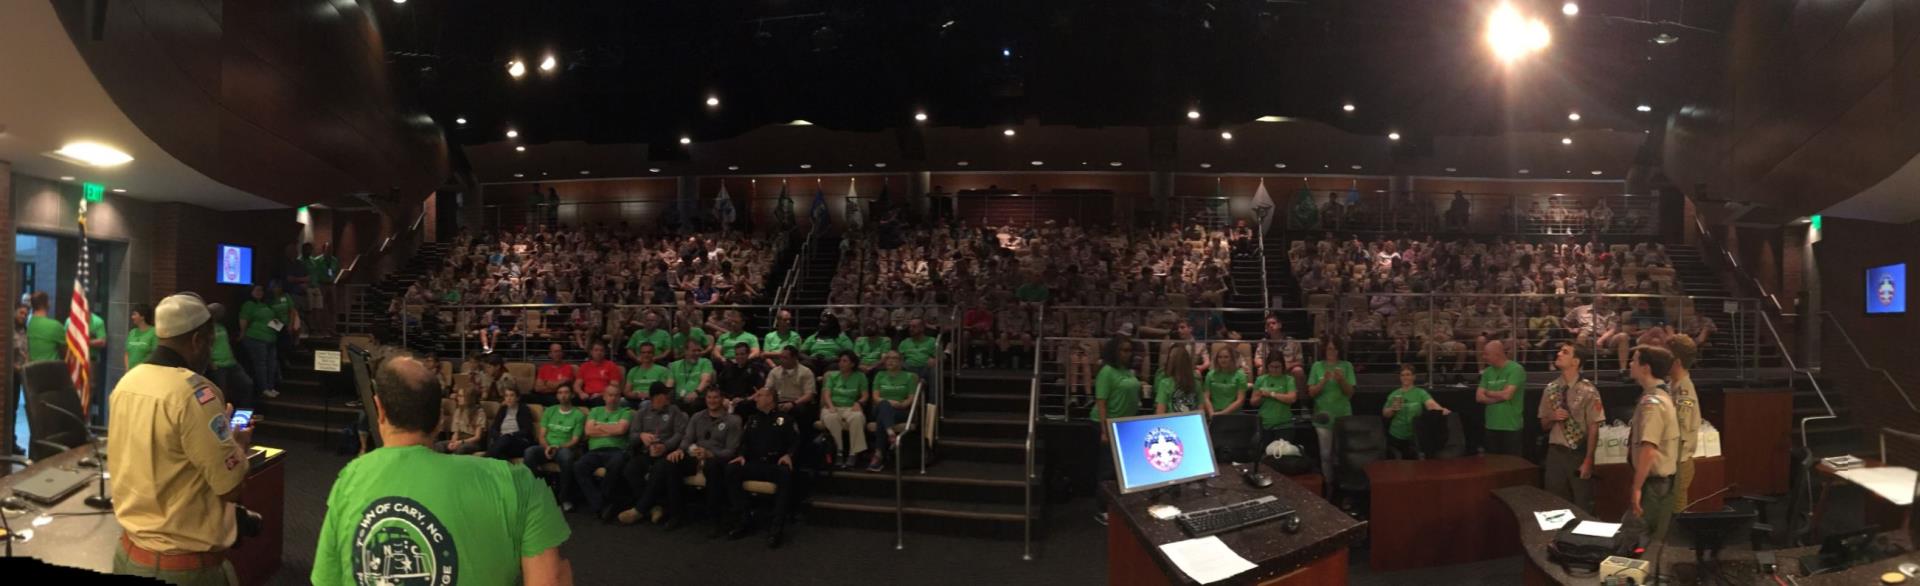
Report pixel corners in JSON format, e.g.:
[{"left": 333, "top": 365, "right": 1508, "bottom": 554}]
[
  {"left": 895, "top": 379, "right": 926, "bottom": 551},
  {"left": 1822, "top": 311, "right": 1918, "bottom": 413},
  {"left": 775, "top": 225, "right": 817, "bottom": 308},
  {"left": 1749, "top": 307, "right": 1835, "bottom": 511},
  {"left": 1023, "top": 305, "right": 1045, "bottom": 562},
  {"left": 1689, "top": 208, "right": 1789, "bottom": 315}
]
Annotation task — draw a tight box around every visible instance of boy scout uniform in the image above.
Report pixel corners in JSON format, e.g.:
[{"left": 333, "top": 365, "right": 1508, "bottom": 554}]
[
  {"left": 1540, "top": 376, "right": 1603, "bottom": 512},
  {"left": 1670, "top": 377, "right": 1703, "bottom": 509},
  {"left": 109, "top": 350, "right": 249, "bottom": 585},
  {"left": 1628, "top": 383, "right": 1680, "bottom": 542}
]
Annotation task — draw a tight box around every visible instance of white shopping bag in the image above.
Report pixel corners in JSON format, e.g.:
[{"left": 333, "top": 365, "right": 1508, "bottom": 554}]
[
  {"left": 1595, "top": 421, "right": 1630, "bottom": 465},
  {"left": 1693, "top": 421, "right": 1721, "bottom": 459}
]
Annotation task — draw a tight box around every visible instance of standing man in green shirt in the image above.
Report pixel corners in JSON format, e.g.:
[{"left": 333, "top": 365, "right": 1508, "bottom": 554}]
[
  {"left": 1475, "top": 340, "right": 1527, "bottom": 456},
  {"left": 523, "top": 386, "right": 586, "bottom": 511},
  {"left": 125, "top": 304, "right": 157, "bottom": 369},
  {"left": 1307, "top": 342, "right": 1355, "bottom": 480},
  {"left": 204, "top": 304, "right": 255, "bottom": 410},
  {"left": 1382, "top": 364, "right": 1449, "bottom": 459},
  {"left": 623, "top": 311, "right": 672, "bottom": 365},
  {"left": 576, "top": 387, "right": 632, "bottom": 518},
  {"left": 299, "top": 242, "right": 339, "bottom": 337},
  {"left": 312, "top": 356, "right": 572, "bottom": 585},
  {"left": 25, "top": 291, "right": 63, "bottom": 362}
]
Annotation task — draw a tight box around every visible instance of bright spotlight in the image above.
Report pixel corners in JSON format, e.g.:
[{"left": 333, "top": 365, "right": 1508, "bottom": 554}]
[
  {"left": 1220, "top": 132, "right": 1233, "bottom": 140},
  {"left": 515, "top": 146, "right": 526, "bottom": 152},
  {"left": 1487, "top": 3, "right": 1551, "bottom": 64},
  {"left": 1567, "top": 112, "right": 1582, "bottom": 121},
  {"left": 505, "top": 129, "right": 518, "bottom": 139},
  {"left": 1562, "top": 2, "right": 1578, "bottom": 16},
  {"left": 51, "top": 141, "right": 133, "bottom": 167},
  {"left": 1561, "top": 137, "right": 1573, "bottom": 145},
  {"left": 1388, "top": 132, "right": 1401, "bottom": 141},
  {"left": 706, "top": 96, "right": 720, "bottom": 107},
  {"left": 539, "top": 55, "right": 557, "bottom": 72},
  {"left": 914, "top": 112, "right": 928, "bottom": 122},
  {"left": 679, "top": 137, "right": 692, "bottom": 145},
  {"left": 507, "top": 60, "right": 526, "bottom": 78},
  {"left": 1342, "top": 103, "right": 1356, "bottom": 113},
  {"left": 1636, "top": 104, "right": 1652, "bottom": 112},
  {"left": 1003, "top": 129, "right": 1016, "bottom": 137},
  {"left": 455, "top": 117, "right": 467, "bottom": 125},
  {"left": 1187, "top": 110, "right": 1201, "bottom": 120}
]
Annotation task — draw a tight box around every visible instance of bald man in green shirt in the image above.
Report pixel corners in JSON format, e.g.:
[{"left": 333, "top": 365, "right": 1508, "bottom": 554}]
[{"left": 1476, "top": 340, "right": 1527, "bottom": 456}]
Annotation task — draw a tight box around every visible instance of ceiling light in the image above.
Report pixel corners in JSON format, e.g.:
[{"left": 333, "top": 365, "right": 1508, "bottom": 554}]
[
  {"left": 515, "top": 146, "right": 526, "bottom": 152},
  {"left": 789, "top": 119, "right": 814, "bottom": 126},
  {"left": 1564, "top": 170, "right": 1573, "bottom": 174},
  {"left": 875, "top": 163, "right": 887, "bottom": 168},
  {"left": 1653, "top": 33, "right": 1679, "bottom": 45},
  {"left": 1562, "top": 2, "right": 1578, "bottom": 16},
  {"left": 799, "top": 164, "right": 812, "bottom": 169},
  {"left": 541, "top": 172, "right": 548, "bottom": 176},
  {"left": 513, "top": 173, "right": 524, "bottom": 178},
  {"left": 1561, "top": 137, "right": 1573, "bottom": 145},
  {"left": 1187, "top": 110, "right": 1201, "bottom": 120},
  {"left": 51, "top": 142, "right": 134, "bottom": 167},
  {"left": 1003, "top": 129, "right": 1016, "bottom": 137},
  {"left": 111, "top": 188, "right": 126, "bottom": 193},
  {"left": 580, "top": 170, "right": 590, "bottom": 175},
  {"left": 705, "top": 96, "right": 720, "bottom": 107},
  {"left": 1109, "top": 162, "right": 1123, "bottom": 167},
  {"left": 1256, "top": 115, "right": 1288, "bottom": 123},
  {"left": 59, "top": 176, "right": 74, "bottom": 181},
  {"left": 1519, "top": 169, "right": 1531, "bottom": 174},
  {"left": 648, "top": 168, "right": 661, "bottom": 173},
  {"left": 1031, "top": 161, "right": 1044, "bottom": 166},
  {"left": 455, "top": 117, "right": 467, "bottom": 125},
  {"left": 914, "top": 112, "right": 928, "bottom": 122},
  {"left": 1275, "top": 163, "right": 1287, "bottom": 169},
  {"left": 393, "top": 0, "right": 405, "bottom": 4},
  {"left": 1487, "top": 3, "right": 1552, "bottom": 64},
  {"left": 1388, "top": 132, "right": 1401, "bottom": 141},
  {"left": 680, "top": 137, "right": 692, "bottom": 145},
  {"left": 1002, "top": 48, "right": 1012, "bottom": 57},
  {"left": 539, "top": 55, "right": 557, "bottom": 72},
  {"left": 1567, "top": 112, "right": 1582, "bottom": 121},
  {"left": 1220, "top": 132, "right": 1233, "bottom": 140},
  {"left": 1342, "top": 103, "right": 1356, "bottom": 113},
  {"left": 505, "top": 129, "right": 518, "bottom": 139},
  {"left": 957, "top": 161, "right": 970, "bottom": 167},
  {"left": 1591, "top": 170, "right": 1604, "bottom": 175},
  {"left": 1636, "top": 104, "right": 1652, "bottom": 112},
  {"left": 1445, "top": 167, "right": 1458, "bottom": 172},
  {"left": 507, "top": 60, "right": 526, "bottom": 78},
  {"left": 1200, "top": 163, "right": 1212, "bottom": 169},
  {"left": 1350, "top": 164, "right": 1362, "bottom": 170},
  {"left": 727, "top": 165, "right": 739, "bottom": 171}
]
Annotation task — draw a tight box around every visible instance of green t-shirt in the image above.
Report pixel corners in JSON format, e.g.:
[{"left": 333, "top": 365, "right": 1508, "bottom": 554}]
[
  {"left": 872, "top": 370, "right": 918, "bottom": 402},
  {"left": 91, "top": 314, "right": 105, "bottom": 343},
  {"left": 626, "top": 364, "right": 671, "bottom": 395},
  {"left": 1479, "top": 361, "right": 1527, "bottom": 431},
  {"left": 854, "top": 337, "right": 892, "bottom": 365},
  {"left": 1308, "top": 360, "right": 1356, "bottom": 428},
  {"left": 668, "top": 358, "right": 714, "bottom": 398},
  {"left": 715, "top": 331, "right": 760, "bottom": 360},
  {"left": 1153, "top": 374, "right": 1202, "bottom": 414},
  {"left": 269, "top": 293, "right": 295, "bottom": 322},
  {"left": 803, "top": 333, "right": 852, "bottom": 360},
  {"left": 823, "top": 370, "right": 868, "bottom": 407},
  {"left": 1015, "top": 282, "right": 1051, "bottom": 303},
  {"left": 586, "top": 406, "right": 633, "bottom": 451},
  {"left": 669, "top": 329, "right": 711, "bottom": 356},
  {"left": 1204, "top": 369, "right": 1248, "bottom": 412},
  {"left": 211, "top": 324, "right": 238, "bottom": 368},
  {"left": 1254, "top": 374, "right": 1298, "bottom": 429},
  {"left": 539, "top": 406, "right": 586, "bottom": 446},
  {"left": 25, "top": 314, "right": 63, "bottom": 362},
  {"left": 761, "top": 330, "right": 802, "bottom": 354},
  {"left": 624, "top": 328, "right": 671, "bottom": 356},
  {"left": 897, "top": 336, "right": 938, "bottom": 369},
  {"left": 239, "top": 300, "right": 280, "bottom": 343},
  {"left": 125, "top": 326, "right": 157, "bottom": 367},
  {"left": 301, "top": 255, "right": 339, "bottom": 284},
  {"left": 310, "top": 446, "right": 569, "bottom": 586},
  {"left": 1384, "top": 387, "right": 1434, "bottom": 440},
  {"left": 1092, "top": 365, "right": 1142, "bottom": 422}
]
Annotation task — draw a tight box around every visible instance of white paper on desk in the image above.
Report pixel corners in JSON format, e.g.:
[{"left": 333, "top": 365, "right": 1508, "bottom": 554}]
[
  {"left": 1534, "top": 509, "right": 1575, "bottom": 531},
  {"left": 1835, "top": 466, "right": 1918, "bottom": 506},
  {"left": 1570, "top": 521, "right": 1621, "bottom": 538},
  {"left": 1159, "top": 536, "right": 1258, "bottom": 584}
]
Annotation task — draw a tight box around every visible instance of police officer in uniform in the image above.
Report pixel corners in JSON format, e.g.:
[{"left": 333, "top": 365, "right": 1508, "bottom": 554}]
[
  {"left": 108, "top": 293, "right": 251, "bottom": 585},
  {"left": 1625, "top": 345, "right": 1681, "bottom": 543},
  {"left": 1666, "top": 335, "right": 1704, "bottom": 510},
  {"left": 725, "top": 387, "right": 801, "bottom": 548},
  {"left": 1539, "top": 343, "right": 1603, "bottom": 513}
]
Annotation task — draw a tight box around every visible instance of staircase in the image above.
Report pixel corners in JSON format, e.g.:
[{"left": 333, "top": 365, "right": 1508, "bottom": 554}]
[
  {"left": 807, "top": 372, "right": 1040, "bottom": 540},
  {"left": 785, "top": 236, "right": 841, "bottom": 330},
  {"left": 338, "top": 241, "right": 453, "bottom": 346},
  {"left": 1221, "top": 241, "right": 1269, "bottom": 338},
  {"left": 1664, "top": 245, "right": 1784, "bottom": 371},
  {"left": 251, "top": 337, "right": 356, "bottom": 448}
]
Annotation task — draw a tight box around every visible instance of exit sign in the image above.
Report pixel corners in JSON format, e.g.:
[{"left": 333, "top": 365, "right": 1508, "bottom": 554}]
[{"left": 82, "top": 182, "right": 104, "bottom": 202}]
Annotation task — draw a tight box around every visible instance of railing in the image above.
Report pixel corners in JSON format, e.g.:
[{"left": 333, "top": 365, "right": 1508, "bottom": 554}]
[
  {"left": 1822, "top": 311, "right": 1917, "bottom": 414},
  {"left": 336, "top": 205, "right": 433, "bottom": 335},
  {"left": 895, "top": 379, "right": 926, "bottom": 550},
  {"left": 1249, "top": 190, "right": 1658, "bottom": 237},
  {"left": 1689, "top": 210, "right": 1789, "bottom": 315},
  {"left": 1879, "top": 428, "right": 1920, "bottom": 469},
  {"left": 1023, "top": 305, "right": 1044, "bottom": 562},
  {"left": 774, "top": 225, "right": 819, "bottom": 309}
]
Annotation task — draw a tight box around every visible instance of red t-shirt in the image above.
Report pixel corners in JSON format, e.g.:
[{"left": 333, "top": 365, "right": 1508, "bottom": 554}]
[
  {"left": 577, "top": 360, "right": 624, "bottom": 395},
  {"left": 964, "top": 308, "right": 994, "bottom": 332},
  {"left": 534, "top": 363, "right": 576, "bottom": 395}
]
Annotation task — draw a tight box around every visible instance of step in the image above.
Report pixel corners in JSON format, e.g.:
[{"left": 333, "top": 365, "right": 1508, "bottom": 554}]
[
  {"left": 818, "top": 461, "right": 1034, "bottom": 502},
  {"left": 941, "top": 412, "right": 1029, "bottom": 440},
  {"left": 939, "top": 437, "right": 1027, "bottom": 465},
  {"left": 806, "top": 494, "right": 1036, "bottom": 539}
]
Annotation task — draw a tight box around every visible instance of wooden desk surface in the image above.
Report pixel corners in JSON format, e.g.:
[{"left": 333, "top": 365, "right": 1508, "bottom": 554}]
[
  {"left": 1366, "top": 455, "right": 1540, "bottom": 571},
  {"left": 1103, "top": 472, "right": 1366, "bottom": 585}
]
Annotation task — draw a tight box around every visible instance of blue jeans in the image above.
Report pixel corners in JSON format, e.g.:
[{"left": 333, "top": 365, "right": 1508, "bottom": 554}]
[
  {"left": 524, "top": 445, "right": 578, "bottom": 505},
  {"left": 873, "top": 400, "right": 903, "bottom": 454},
  {"left": 241, "top": 338, "right": 278, "bottom": 394},
  {"left": 573, "top": 448, "right": 628, "bottom": 513}
]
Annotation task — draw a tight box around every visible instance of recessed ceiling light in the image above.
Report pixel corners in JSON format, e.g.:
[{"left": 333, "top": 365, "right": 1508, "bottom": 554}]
[
  {"left": 1637, "top": 104, "right": 1652, "bottom": 112},
  {"left": 513, "top": 173, "right": 524, "bottom": 178},
  {"left": 705, "top": 96, "right": 720, "bottom": 107},
  {"left": 1256, "top": 115, "right": 1288, "bottom": 123},
  {"left": 799, "top": 164, "right": 814, "bottom": 169},
  {"left": 1220, "top": 132, "right": 1233, "bottom": 140},
  {"left": 680, "top": 137, "right": 692, "bottom": 145},
  {"left": 1562, "top": 2, "right": 1578, "bottom": 16},
  {"left": 1110, "top": 162, "right": 1123, "bottom": 167},
  {"left": 515, "top": 146, "right": 526, "bottom": 152},
  {"left": 914, "top": 112, "right": 928, "bottom": 122},
  {"left": 1187, "top": 110, "right": 1201, "bottom": 120},
  {"left": 393, "top": 0, "right": 406, "bottom": 4},
  {"left": 579, "top": 170, "right": 590, "bottom": 175},
  {"left": 1519, "top": 169, "right": 1531, "bottom": 174},
  {"left": 1388, "top": 132, "right": 1401, "bottom": 141},
  {"left": 1445, "top": 167, "right": 1458, "bottom": 172},
  {"left": 1274, "top": 163, "right": 1287, "bottom": 169},
  {"left": 1002, "top": 48, "right": 1012, "bottom": 57},
  {"left": 505, "top": 129, "right": 518, "bottom": 139},
  {"left": 1564, "top": 169, "right": 1573, "bottom": 174},
  {"left": 789, "top": 119, "right": 814, "bottom": 126},
  {"left": 1591, "top": 170, "right": 1603, "bottom": 175},
  {"left": 648, "top": 168, "right": 661, "bottom": 173},
  {"left": 1200, "top": 163, "right": 1212, "bottom": 169},
  {"left": 1561, "top": 137, "right": 1573, "bottom": 145},
  {"left": 875, "top": 163, "right": 887, "bottom": 168},
  {"left": 539, "top": 55, "right": 557, "bottom": 72},
  {"left": 111, "top": 188, "right": 126, "bottom": 193},
  {"left": 1350, "top": 164, "right": 1362, "bottom": 170},
  {"left": 507, "top": 60, "right": 526, "bottom": 78},
  {"left": 1003, "top": 129, "right": 1016, "bottom": 137},
  {"left": 1030, "top": 160, "right": 1044, "bottom": 166},
  {"left": 455, "top": 117, "right": 467, "bottom": 125},
  {"left": 727, "top": 166, "right": 739, "bottom": 171},
  {"left": 59, "top": 176, "right": 74, "bottom": 181},
  {"left": 957, "top": 161, "right": 970, "bottom": 167},
  {"left": 1567, "top": 112, "right": 1582, "bottom": 121},
  {"left": 1342, "top": 103, "right": 1356, "bottom": 113},
  {"left": 1653, "top": 33, "right": 1679, "bottom": 45},
  {"left": 50, "top": 141, "right": 133, "bottom": 167}
]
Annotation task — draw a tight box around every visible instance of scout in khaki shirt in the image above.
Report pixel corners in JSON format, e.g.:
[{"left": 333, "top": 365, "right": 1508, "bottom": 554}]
[
  {"left": 108, "top": 293, "right": 253, "bottom": 585},
  {"left": 1627, "top": 345, "right": 1681, "bottom": 542},
  {"left": 1666, "top": 335, "right": 1705, "bottom": 508},
  {"left": 1539, "top": 343, "right": 1604, "bottom": 513}
]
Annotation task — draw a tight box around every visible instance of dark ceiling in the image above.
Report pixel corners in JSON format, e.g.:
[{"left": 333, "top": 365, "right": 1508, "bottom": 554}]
[{"left": 373, "top": 0, "right": 1732, "bottom": 167}]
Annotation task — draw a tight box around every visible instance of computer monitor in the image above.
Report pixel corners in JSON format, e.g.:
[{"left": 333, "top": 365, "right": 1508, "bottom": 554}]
[{"left": 1107, "top": 411, "right": 1221, "bottom": 494}]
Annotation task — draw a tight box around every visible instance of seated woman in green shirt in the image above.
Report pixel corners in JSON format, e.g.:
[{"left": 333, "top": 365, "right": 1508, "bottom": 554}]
[
  {"left": 1153, "top": 346, "right": 1202, "bottom": 414},
  {"left": 1202, "top": 346, "right": 1249, "bottom": 417},
  {"left": 820, "top": 351, "right": 871, "bottom": 469},
  {"left": 1383, "top": 364, "right": 1451, "bottom": 459},
  {"left": 868, "top": 351, "right": 920, "bottom": 472},
  {"left": 1248, "top": 354, "right": 1300, "bottom": 445}
]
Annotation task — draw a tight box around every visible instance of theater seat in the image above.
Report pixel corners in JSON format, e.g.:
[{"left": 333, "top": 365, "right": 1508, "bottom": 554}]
[
  {"left": 1332, "top": 415, "right": 1387, "bottom": 496},
  {"left": 1414, "top": 411, "right": 1467, "bottom": 459},
  {"left": 684, "top": 468, "right": 776, "bottom": 495},
  {"left": 505, "top": 362, "right": 536, "bottom": 393}
]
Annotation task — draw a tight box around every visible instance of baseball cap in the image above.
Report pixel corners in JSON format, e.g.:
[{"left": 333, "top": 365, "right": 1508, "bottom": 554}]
[{"left": 154, "top": 293, "right": 212, "bottom": 338}]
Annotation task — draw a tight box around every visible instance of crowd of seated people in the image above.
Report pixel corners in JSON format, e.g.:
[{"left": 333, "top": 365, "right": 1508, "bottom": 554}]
[{"left": 388, "top": 225, "right": 784, "bottom": 353}]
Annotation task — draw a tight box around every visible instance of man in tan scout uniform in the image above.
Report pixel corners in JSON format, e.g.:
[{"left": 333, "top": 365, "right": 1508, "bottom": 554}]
[
  {"left": 1666, "top": 335, "right": 1704, "bottom": 510},
  {"left": 1539, "top": 343, "right": 1603, "bottom": 513},
  {"left": 108, "top": 293, "right": 253, "bottom": 585},
  {"left": 1626, "top": 345, "right": 1680, "bottom": 542}
]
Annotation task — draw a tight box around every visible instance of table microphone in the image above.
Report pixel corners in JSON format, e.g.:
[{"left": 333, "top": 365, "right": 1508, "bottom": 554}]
[{"left": 40, "top": 402, "right": 104, "bottom": 468}]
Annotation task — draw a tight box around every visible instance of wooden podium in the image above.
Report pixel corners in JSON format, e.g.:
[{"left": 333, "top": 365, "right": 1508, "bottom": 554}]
[
  {"left": 1104, "top": 474, "right": 1364, "bottom": 585},
  {"left": 1365, "top": 455, "right": 1539, "bottom": 571}
]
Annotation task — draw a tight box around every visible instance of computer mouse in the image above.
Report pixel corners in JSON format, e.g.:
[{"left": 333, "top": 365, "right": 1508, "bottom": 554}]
[
  {"left": 1282, "top": 514, "right": 1302, "bottom": 534},
  {"left": 0, "top": 496, "right": 27, "bottom": 511},
  {"left": 1243, "top": 470, "right": 1273, "bottom": 489}
]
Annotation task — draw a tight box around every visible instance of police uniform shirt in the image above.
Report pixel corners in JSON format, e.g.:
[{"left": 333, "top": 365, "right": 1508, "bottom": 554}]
[
  {"left": 1540, "top": 377, "right": 1603, "bottom": 450},
  {"left": 1627, "top": 385, "right": 1680, "bottom": 478},
  {"left": 108, "top": 345, "right": 249, "bottom": 553},
  {"left": 740, "top": 411, "right": 800, "bottom": 463},
  {"left": 1670, "top": 377, "right": 1703, "bottom": 463}
]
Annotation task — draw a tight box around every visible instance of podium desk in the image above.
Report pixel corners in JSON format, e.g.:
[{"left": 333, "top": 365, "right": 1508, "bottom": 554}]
[
  {"left": 1104, "top": 473, "right": 1364, "bottom": 585},
  {"left": 1590, "top": 455, "right": 1725, "bottom": 520},
  {"left": 1365, "top": 454, "right": 1539, "bottom": 571},
  {"left": 1, "top": 444, "right": 288, "bottom": 585}
]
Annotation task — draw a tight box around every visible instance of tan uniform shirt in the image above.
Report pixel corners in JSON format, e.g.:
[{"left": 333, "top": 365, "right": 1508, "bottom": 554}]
[
  {"left": 107, "top": 364, "right": 248, "bottom": 553},
  {"left": 1670, "top": 377, "right": 1702, "bottom": 463},
  {"left": 1627, "top": 385, "right": 1680, "bottom": 478},
  {"left": 765, "top": 364, "right": 817, "bottom": 403},
  {"left": 1540, "top": 376, "right": 1604, "bottom": 450}
]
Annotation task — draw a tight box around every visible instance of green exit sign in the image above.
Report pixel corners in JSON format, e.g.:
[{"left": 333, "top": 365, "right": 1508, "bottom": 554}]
[
  {"left": 82, "top": 182, "right": 104, "bottom": 202},
  {"left": 1810, "top": 214, "right": 1822, "bottom": 231}
]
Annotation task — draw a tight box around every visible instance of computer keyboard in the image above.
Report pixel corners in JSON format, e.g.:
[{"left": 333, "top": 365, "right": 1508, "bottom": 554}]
[{"left": 1175, "top": 495, "right": 1295, "bottom": 537}]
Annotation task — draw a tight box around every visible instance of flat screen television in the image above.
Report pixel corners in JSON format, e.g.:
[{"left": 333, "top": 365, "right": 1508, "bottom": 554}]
[
  {"left": 1106, "top": 411, "right": 1221, "bottom": 494},
  {"left": 1866, "top": 263, "right": 1906, "bottom": 315},
  {"left": 217, "top": 244, "right": 253, "bottom": 286}
]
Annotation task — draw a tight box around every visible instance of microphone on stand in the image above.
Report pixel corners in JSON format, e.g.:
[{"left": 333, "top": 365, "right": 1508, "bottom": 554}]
[{"left": 34, "top": 402, "right": 112, "bottom": 510}]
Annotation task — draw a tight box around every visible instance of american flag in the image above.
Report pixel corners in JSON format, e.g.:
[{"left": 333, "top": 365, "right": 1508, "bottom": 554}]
[{"left": 67, "top": 200, "right": 92, "bottom": 413}]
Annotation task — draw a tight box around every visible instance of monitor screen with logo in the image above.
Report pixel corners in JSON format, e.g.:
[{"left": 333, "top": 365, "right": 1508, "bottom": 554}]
[
  {"left": 217, "top": 244, "right": 253, "bottom": 286},
  {"left": 1106, "top": 411, "right": 1220, "bottom": 494},
  {"left": 1866, "top": 263, "right": 1906, "bottom": 315}
]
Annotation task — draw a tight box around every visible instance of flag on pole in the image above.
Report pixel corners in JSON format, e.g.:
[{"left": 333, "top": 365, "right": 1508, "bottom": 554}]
[
  {"left": 1251, "top": 178, "right": 1276, "bottom": 235},
  {"left": 67, "top": 200, "right": 93, "bottom": 413},
  {"left": 845, "top": 178, "right": 864, "bottom": 230},
  {"left": 713, "top": 182, "right": 737, "bottom": 230},
  {"left": 809, "top": 180, "right": 830, "bottom": 228}
]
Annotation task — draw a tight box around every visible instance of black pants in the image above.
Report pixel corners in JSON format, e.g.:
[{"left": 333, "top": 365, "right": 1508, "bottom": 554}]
[
  {"left": 574, "top": 448, "right": 628, "bottom": 513},
  {"left": 1483, "top": 429, "right": 1522, "bottom": 456},
  {"left": 211, "top": 365, "right": 255, "bottom": 412},
  {"left": 2, "top": 372, "right": 18, "bottom": 455},
  {"left": 618, "top": 450, "right": 662, "bottom": 514},
  {"left": 485, "top": 432, "right": 534, "bottom": 460},
  {"left": 660, "top": 456, "right": 730, "bottom": 522},
  {"left": 726, "top": 460, "right": 793, "bottom": 529},
  {"left": 1387, "top": 436, "right": 1418, "bottom": 460}
]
